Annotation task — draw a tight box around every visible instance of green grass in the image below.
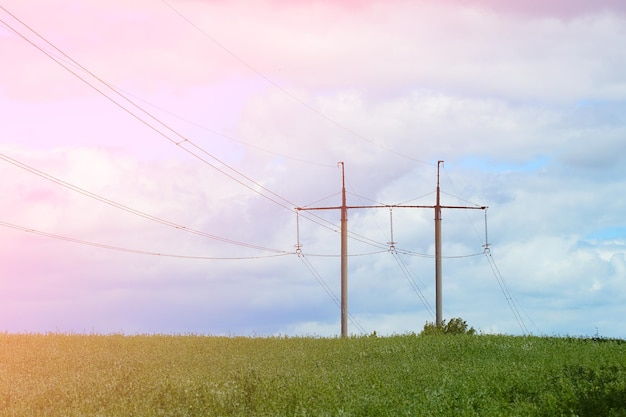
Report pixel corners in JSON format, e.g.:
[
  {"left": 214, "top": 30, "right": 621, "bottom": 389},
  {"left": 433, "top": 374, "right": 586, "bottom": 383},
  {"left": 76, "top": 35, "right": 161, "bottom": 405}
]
[{"left": 1, "top": 333, "right": 625, "bottom": 416}]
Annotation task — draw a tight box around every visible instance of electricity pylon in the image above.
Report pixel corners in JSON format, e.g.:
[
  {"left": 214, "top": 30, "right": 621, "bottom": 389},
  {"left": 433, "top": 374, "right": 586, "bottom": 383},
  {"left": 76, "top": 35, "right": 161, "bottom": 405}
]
[{"left": 296, "top": 161, "right": 487, "bottom": 337}]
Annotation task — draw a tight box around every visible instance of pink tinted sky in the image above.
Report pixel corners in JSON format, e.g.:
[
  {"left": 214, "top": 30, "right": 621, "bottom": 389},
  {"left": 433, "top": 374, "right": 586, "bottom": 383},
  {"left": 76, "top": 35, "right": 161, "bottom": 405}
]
[{"left": 1, "top": 0, "right": 626, "bottom": 337}]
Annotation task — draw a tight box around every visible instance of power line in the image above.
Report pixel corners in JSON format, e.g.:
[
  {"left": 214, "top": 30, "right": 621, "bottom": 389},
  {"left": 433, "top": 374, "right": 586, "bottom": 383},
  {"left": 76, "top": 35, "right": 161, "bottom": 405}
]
[
  {"left": 1, "top": 151, "right": 391, "bottom": 261},
  {"left": 1, "top": 6, "right": 413, "bottom": 255},
  {"left": 298, "top": 253, "right": 367, "bottom": 335},
  {"left": 302, "top": 250, "right": 389, "bottom": 258},
  {"left": 441, "top": 165, "right": 487, "bottom": 246},
  {"left": 158, "top": 0, "right": 432, "bottom": 166},
  {"left": 346, "top": 192, "right": 387, "bottom": 207},
  {"left": 347, "top": 180, "right": 459, "bottom": 319},
  {"left": 0, "top": 219, "right": 293, "bottom": 261},
  {"left": 343, "top": 184, "right": 485, "bottom": 259},
  {"left": 342, "top": 178, "right": 488, "bottom": 257},
  {"left": 484, "top": 249, "right": 530, "bottom": 335},
  {"left": 390, "top": 249, "right": 436, "bottom": 319},
  {"left": 1, "top": 5, "right": 371, "bottom": 250},
  {"left": 394, "top": 248, "right": 484, "bottom": 259},
  {"left": 0, "top": 6, "right": 297, "bottom": 213},
  {"left": 0, "top": 151, "right": 290, "bottom": 254},
  {"left": 0, "top": 5, "right": 359, "bottom": 247},
  {"left": 112, "top": 85, "right": 337, "bottom": 169},
  {"left": 395, "top": 191, "right": 436, "bottom": 206},
  {"left": 442, "top": 165, "right": 536, "bottom": 334}
]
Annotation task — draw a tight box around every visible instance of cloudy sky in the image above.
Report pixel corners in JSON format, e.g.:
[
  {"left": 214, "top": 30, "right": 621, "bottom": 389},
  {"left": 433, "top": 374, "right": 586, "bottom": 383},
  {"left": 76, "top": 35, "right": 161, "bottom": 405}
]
[{"left": 1, "top": 0, "right": 625, "bottom": 338}]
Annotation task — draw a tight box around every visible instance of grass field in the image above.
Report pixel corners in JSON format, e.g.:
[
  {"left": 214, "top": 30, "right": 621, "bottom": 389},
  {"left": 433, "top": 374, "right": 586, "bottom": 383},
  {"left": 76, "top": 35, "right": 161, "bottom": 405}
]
[{"left": 1, "top": 333, "right": 625, "bottom": 416}]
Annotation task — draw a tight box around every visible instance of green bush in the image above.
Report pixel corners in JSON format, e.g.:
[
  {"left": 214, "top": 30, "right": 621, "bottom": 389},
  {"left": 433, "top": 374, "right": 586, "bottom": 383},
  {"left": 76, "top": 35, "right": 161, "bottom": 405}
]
[{"left": 420, "top": 317, "right": 476, "bottom": 335}]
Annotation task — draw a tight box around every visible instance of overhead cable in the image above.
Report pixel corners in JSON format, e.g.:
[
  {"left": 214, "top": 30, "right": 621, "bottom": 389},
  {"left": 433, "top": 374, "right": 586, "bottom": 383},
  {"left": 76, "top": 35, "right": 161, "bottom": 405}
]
[
  {"left": 484, "top": 249, "right": 531, "bottom": 335},
  {"left": 298, "top": 253, "right": 367, "bottom": 334},
  {"left": 0, "top": 6, "right": 352, "bottom": 241},
  {"left": 0, "top": 6, "right": 295, "bottom": 213},
  {"left": 0, "top": 220, "right": 293, "bottom": 261},
  {"left": 0, "top": 152, "right": 289, "bottom": 254},
  {"left": 114, "top": 87, "right": 336, "bottom": 169},
  {"left": 390, "top": 249, "right": 435, "bottom": 319},
  {"left": 159, "top": 0, "right": 432, "bottom": 166}
]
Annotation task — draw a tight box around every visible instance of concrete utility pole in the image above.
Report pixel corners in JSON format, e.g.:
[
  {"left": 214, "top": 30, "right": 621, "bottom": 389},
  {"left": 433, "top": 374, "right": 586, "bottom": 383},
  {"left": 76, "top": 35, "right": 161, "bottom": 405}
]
[
  {"left": 435, "top": 160, "right": 443, "bottom": 326},
  {"left": 296, "top": 161, "right": 487, "bottom": 336},
  {"left": 340, "top": 162, "right": 348, "bottom": 337}
]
